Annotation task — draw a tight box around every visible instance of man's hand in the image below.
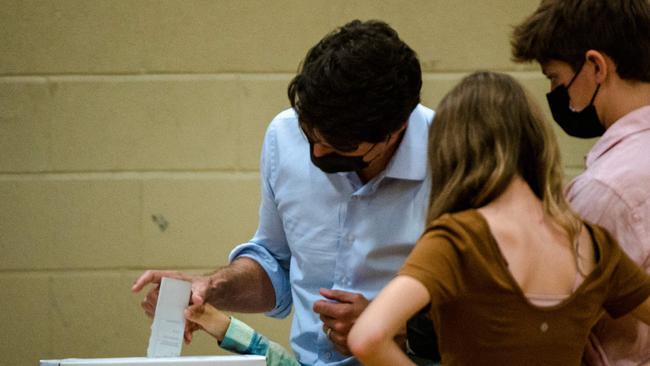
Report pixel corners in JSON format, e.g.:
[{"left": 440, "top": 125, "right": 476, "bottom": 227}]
[
  {"left": 131, "top": 270, "right": 209, "bottom": 343},
  {"left": 131, "top": 260, "right": 275, "bottom": 344},
  {"left": 313, "top": 288, "right": 370, "bottom": 355}
]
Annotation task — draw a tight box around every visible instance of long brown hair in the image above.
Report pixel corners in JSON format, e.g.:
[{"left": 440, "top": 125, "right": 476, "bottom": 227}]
[{"left": 427, "top": 71, "right": 581, "bottom": 241}]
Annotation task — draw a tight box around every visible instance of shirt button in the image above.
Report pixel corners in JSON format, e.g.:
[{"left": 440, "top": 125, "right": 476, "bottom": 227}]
[
  {"left": 325, "top": 352, "right": 332, "bottom": 359},
  {"left": 540, "top": 322, "right": 549, "bottom": 332}
]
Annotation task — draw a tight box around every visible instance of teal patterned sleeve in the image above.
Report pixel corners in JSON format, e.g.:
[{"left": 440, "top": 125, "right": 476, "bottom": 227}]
[{"left": 219, "top": 317, "right": 300, "bottom": 366}]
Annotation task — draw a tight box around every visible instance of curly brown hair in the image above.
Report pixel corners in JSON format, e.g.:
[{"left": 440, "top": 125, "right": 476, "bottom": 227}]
[{"left": 288, "top": 20, "right": 422, "bottom": 150}]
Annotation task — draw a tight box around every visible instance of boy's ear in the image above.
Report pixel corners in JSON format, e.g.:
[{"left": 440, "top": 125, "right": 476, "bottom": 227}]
[{"left": 585, "top": 50, "right": 610, "bottom": 84}]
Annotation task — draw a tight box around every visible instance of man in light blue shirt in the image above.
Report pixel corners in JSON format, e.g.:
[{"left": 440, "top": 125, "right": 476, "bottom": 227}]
[{"left": 133, "top": 19, "right": 435, "bottom": 365}]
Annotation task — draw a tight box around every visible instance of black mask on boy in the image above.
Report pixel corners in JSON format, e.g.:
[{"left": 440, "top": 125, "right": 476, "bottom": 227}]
[{"left": 546, "top": 63, "right": 605, "bottom": 138}]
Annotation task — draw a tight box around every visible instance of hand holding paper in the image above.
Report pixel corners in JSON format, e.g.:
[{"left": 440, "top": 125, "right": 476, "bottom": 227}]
[{"left": 147, "top": 277, "right": 192, "bottom": 358}]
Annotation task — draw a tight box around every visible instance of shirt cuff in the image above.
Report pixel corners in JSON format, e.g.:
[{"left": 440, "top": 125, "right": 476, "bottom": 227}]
[
  {"left": 220, "top": 317, "right": 256, "bottom": 354},
  {"left": 229, "top": 243, "right": 293, "bottom": 318}
]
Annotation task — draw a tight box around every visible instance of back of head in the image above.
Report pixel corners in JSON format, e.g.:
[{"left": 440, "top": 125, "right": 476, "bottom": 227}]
[
  {"left": 511, "top": 0, "right": 650, "bottom": 81},
  {"left": 288, "top": 20, "right": 422, "bottom": 148},
  {"left": 427, "top": 72, "right": 578, "bottom": 237}
]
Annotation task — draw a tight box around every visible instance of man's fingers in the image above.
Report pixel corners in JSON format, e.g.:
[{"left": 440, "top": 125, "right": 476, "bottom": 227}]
[
  {"left": 141, "top": 297, "right": 155, "bottom": 314},
  {"left": 141, "top": 302, "right": 154, "bottom": 318},
  {"left": 320, "top": 315, "right": 334, "bottom": 331},
  {"left": 131, "top": 270, "right": 162, "bottom": 292},
  {"left": 191, "top": 290, "right": 205, "bottom": 306},
  {"left": 131, "top": 270, "right": 181, "bottom": 292},
  {"left": 319, "top": 288, "right": 362, "bottom": 304},
  {"left": 140, "top": 285, "right": 160, "bottom": 317},
  {"left": 313, "top": 297, "right": 366, "bottom": 321},
  {"left": 316, "top": 291, "right": 368, "bottom": 356},
  {"left": 319, "top": 313, "right": 334, "bottom": 324},
  {"left": 140, "top": 285, "right": 159, "bottom": 318},
  {"left": 320, "top": 314, "right": 352, "bottom": 334},
  {"left": 322, "top": 325, "right": 352, "bottom": 355},
  {"left": 313, "top": 299, "right": 349, "bottom": 319}
]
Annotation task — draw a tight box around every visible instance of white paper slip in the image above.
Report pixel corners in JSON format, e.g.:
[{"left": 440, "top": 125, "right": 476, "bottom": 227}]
[{"left": 147, "top": 277, "right": 192, "bottom": 358}]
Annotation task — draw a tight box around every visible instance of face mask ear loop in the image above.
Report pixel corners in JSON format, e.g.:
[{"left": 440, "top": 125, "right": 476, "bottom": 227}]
[
  {"left": 588, "top": 84, "right": 601, "bottom": 105},
  {"left": 566, "top": 62, "right": 585, "bottom": 90},
  {"left": 366, "top": 132, "right": 392, "bottom": 156}
]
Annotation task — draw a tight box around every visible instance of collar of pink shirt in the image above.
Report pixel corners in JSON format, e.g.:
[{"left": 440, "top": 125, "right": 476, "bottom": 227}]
[{"left": 586, "top": 105, "right": 650, "bottom": 167}]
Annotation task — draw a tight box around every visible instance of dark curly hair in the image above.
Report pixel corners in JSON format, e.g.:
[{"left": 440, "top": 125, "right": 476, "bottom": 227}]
[
  {"left": 288, "top": 20, "right": 422, "bottom": 150},
  {"left": 511, "top": 0, "right": 650, "bottom": 81}
]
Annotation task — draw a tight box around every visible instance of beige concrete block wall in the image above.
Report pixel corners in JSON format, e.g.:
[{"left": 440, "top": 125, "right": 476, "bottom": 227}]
[{"left": 1, "top": 1, "right": 596, "bottom": 365}]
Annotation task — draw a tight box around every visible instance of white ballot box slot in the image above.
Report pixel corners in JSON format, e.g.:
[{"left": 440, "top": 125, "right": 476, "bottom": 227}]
[{"left": 39, "top": 355, "right": 266, "bottom": 366}]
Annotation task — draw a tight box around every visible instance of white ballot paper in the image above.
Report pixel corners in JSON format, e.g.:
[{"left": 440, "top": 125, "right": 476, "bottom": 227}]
[{"left": 147, "top": 277, "right": 192, "bottom": 358}]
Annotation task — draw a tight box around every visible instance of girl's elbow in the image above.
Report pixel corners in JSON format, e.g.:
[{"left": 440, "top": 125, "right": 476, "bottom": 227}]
[{"left": 348, "top": 324, "right": 387, "bottom": 360}]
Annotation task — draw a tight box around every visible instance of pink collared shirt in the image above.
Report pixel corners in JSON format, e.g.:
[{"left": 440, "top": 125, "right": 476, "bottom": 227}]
[{"left": 566, "top": 105, "right": 650, "bottom": 366}]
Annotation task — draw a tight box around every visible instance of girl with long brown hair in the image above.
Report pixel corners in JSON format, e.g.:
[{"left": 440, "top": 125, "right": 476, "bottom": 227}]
[{"left": 348, "top": 71, "right": 650, "bottom": 365}]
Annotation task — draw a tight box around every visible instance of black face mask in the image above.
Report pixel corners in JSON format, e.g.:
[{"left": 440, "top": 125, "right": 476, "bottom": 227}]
[
  {"left": 309, "top": 141, "right": 380, "bottom": 173},
  {"left": 546, "top": 64, "right": 605, "bottom": 138}
]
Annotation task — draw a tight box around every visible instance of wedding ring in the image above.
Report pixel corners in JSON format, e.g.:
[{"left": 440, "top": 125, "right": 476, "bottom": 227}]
[{"left": 326, "top": 327, "right": 332, "bottom": 339}]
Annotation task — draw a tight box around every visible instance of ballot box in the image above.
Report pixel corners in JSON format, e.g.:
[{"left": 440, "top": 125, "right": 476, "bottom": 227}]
[{"left": 40, "top": 355, "right": 266, "bottom": 366}]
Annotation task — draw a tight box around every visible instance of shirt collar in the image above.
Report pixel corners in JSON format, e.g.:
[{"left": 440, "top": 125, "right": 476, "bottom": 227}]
[
  {"left": 383, "top": 105, "right": 433, "bottom": 181},
  {"left": 586, "top": 105, "right": 650, "bottom": 167}
]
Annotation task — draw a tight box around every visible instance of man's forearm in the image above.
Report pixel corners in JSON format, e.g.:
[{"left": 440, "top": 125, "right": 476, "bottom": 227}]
[{"left": 203, "top": 257, "right": 276, "bottom": 313}]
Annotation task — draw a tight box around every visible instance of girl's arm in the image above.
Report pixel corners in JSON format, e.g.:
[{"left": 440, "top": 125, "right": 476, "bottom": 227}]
[{"left": 348, "top": 275, "right": 431, "bottom": 366}]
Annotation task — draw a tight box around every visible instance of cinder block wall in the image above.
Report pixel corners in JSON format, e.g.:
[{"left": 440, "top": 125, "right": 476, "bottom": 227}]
[{"left": 0, "top": 1, "right": 597, "bottom": 365}]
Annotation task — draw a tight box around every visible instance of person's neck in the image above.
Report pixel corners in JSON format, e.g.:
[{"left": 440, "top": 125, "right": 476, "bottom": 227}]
[
  {"left": 479, "top": 176, "right": 544, "bottom": 224},
  {"left": 601, "top": 80, "right": 650, "bottom": 128}
]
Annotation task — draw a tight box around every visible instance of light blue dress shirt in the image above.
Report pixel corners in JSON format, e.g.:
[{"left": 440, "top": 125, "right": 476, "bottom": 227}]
[{"left": 230, "top": 105, "right": 434, "bottom": 365}]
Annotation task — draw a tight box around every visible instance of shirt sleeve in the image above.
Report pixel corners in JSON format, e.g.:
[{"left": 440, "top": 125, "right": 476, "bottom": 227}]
[
  {"left": 568, "top": 178, "right": 650, "bottom": 272},
  {"left": 602, "top": 234, "right": 650, "bottom": 318},
  {"left": 220, "top": 317, "right": 300, "bottom": 366},
  {"left": 398, "top": 227, "right": 462, "bottom": 306},
  {"left": 229, "top": 121, "right": 293, "bottom": 318}
]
